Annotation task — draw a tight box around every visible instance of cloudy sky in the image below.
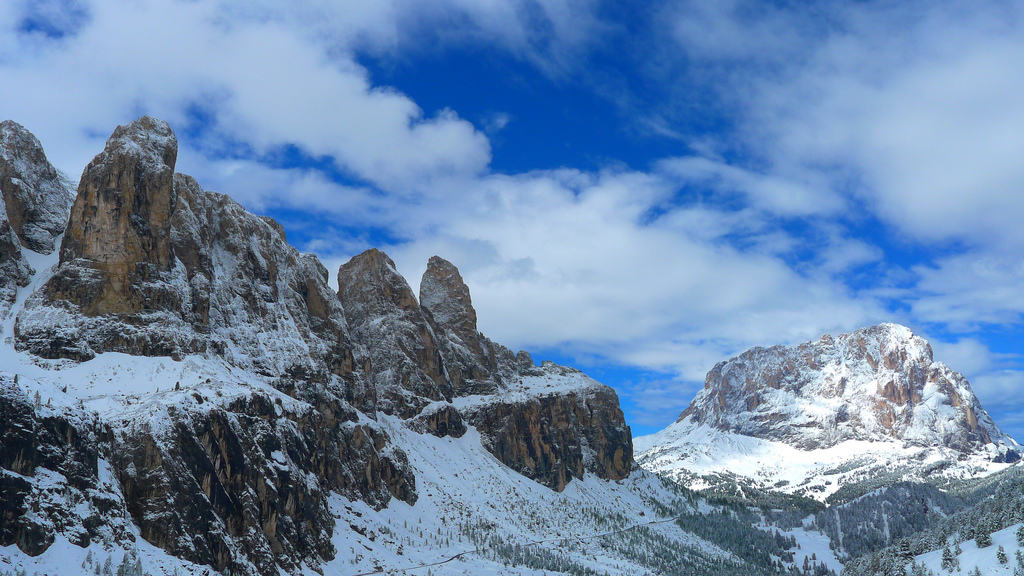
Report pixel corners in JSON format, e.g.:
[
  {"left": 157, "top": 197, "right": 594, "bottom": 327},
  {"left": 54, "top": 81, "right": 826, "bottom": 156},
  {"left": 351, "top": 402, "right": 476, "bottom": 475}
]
[{"left": 4, "top": 0, "right": 1024, "bottom": 438}]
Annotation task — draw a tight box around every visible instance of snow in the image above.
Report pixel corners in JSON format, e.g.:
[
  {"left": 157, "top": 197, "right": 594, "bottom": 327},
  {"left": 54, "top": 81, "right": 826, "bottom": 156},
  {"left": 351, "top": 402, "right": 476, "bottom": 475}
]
[
  {"left": 761, "top": 520, "right": 844, "bottom": 574},
  {"left": 322, "top": 413, "right": 734, "bottom": 576},
  {"left": 636, "top": 418, "right": 1012, "bottom": 502},
  {"left": 915, "top": 523, "right": 1023, "bottom": 575},
  {"left": 453, "top": 365, "right": 605, "bottom": 410}
]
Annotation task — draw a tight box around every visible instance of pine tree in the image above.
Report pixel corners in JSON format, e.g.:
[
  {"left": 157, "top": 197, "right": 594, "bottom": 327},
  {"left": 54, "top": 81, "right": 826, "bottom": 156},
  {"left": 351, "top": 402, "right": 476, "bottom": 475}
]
[
  {"left": 999, "top": 545, "right": 1009, "bottom": 564},
  {"left": 976, "top": 531, "right": 993, "bottom": 548},
  {"left": 941, "top": 546, "right": 957, "bottom": 572},
  {"left": 1017, "top": 525, "right": 1024, "bottom": 546}
]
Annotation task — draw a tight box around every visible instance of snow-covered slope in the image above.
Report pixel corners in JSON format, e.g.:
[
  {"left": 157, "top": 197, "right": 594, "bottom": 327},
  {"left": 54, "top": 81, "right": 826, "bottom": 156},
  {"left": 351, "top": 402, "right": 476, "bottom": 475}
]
[{"left": 636, "top": 324, "right": 1020, "bottom": 502}]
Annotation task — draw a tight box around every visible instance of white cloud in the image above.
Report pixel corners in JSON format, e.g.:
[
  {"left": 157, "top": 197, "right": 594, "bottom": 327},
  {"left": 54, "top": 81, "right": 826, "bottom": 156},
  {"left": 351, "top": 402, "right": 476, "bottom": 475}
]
[
  {"left": 656, "top": 156, "right": 845, "bottom": 218},
  {"left": 366, "top": 168, "right": 886, "bottom": 384},
  {"left": 732, "top": 2, "right": 1024, "bottom": 248},
  {"left": 912, "top": 253, "right": 1024, "bottom": 328},
  {"left": 1, "top": 0, "right": 495, "bottom": 191}
]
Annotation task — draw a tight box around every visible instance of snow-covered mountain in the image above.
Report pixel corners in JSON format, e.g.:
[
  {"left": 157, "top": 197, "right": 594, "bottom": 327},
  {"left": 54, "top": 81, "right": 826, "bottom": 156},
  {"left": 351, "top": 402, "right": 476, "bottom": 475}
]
[
  {"left": 636, "top": 324, "right": 1021, "bottom": 503},
  {"left": 0, "top": 117, "right": 830, "bottom": 576}
]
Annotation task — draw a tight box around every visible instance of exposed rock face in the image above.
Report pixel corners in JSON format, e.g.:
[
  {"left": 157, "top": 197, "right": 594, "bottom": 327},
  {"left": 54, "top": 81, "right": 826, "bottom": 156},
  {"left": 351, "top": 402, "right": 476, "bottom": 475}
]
[
  {"left": 0, "top": 120, "right": 74, "bottom": 254},
  {"left": 0, "top": 378, "right": 129, "bottom": 557},
  {"left": 111, "top": 390, "right": 414, "bottom": 575},
  {"left": 16, "top": 118, "right": 357, "bottom": 382},
  {"left": 679, "top": 323, "right": 1013, "bottom": 454},
  {"left": 0, "top": 213, "right": 33, "bottom": 310},
  {"left": 0, "top": 120, "right": 74, "bottom": 313},
  {"left": 420, "top": 255, "right": 517, "bottom": 395},
  {"left": 339, "top": 250, "right": 633, "bottom": 488},
  {"left": 463, "top": 365, "right": 632, "bottom": 491},
  {"left": 0, "top": 375, "right": 414, "bottom": 575},
  {"left": 408, "top": 403, "right": 468, "bottom": 438},
  {"left": 338, "top": 249, "right": 451, "bottom": 418}
]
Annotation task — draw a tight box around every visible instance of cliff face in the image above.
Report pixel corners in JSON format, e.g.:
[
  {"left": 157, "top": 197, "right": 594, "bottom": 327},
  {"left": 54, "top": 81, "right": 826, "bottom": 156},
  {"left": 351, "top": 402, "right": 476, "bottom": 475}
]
[
  {"left": 462, "top": 364, "right": 632, "bottom": 491},
  {"left": 0, "top": 117, "right": 634, "bottom": 576}
]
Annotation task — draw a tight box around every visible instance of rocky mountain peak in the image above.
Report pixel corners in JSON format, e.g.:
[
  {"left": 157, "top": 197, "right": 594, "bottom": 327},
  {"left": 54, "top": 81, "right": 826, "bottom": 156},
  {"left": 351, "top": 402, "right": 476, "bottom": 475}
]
[
  {"left": 104, "top": 116, "right": 178, "bottom": 171},
  {"left": 0, "top": 119, "right": 74, "bottom": 254},
  {"left": 1, "top": 117, "right": 638, "bottom": 575},
  {"left": 337, "top": 248, "right": 452, "bottom": 417},
  {"left": 679, "top": 323, "right": 1015, "bottom": 455},
  {"left": 418, "top": 256, "right": 515, "bottom": 394},
  {"left": 17, "top": 118, "right": 357, "bottom": 379},
  {"left": 420, "top": 255, "right": 478, "bottom": 337},
  {"left": 337, "top": 248, "right": 419, "bottom": 316},
  {"left": 61, "top": 116, "right": 177, "bottom": 281}
]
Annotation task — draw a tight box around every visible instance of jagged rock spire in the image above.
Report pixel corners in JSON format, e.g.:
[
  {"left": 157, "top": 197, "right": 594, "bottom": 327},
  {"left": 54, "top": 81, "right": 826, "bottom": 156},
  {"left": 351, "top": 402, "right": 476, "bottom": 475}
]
[
  {"left": 420, "top": 255, "right": 478, "bottom": 340},
  {"left": 337, "top": 249, "right": 451, "bottom": 417},
  {"left": 60, "top": 116, "right": 178, "bottom": 312}
]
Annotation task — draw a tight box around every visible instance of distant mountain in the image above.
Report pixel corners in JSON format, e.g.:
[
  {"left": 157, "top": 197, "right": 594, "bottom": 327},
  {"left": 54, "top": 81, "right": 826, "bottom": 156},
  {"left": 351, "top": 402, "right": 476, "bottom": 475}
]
[{"left": 636, "top": 324, "right": 1020, "bottom": 503}]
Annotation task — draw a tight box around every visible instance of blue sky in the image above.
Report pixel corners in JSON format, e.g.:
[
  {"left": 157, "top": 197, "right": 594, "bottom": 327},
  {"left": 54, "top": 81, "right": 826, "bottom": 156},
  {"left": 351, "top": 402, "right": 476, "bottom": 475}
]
[{"left": 4, "top": 0, "right": 1024, "bottom": 439}]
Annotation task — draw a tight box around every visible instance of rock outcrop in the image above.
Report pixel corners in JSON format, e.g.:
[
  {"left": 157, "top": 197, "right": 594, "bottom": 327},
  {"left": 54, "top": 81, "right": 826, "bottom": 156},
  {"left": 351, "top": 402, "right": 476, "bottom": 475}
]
[
  {"left": 463, "top": 364, "right": 632, "bottom": 491},
  {"left": 0, "top": 213, "right": 33, "bottom": 310},
  {"left": 0, "top": 120, "right": 74, "bottom": 254},
  {"left": 16, "top": 117, "right": 357, "bottom": 383},
  {"left": 0, "top": 374, "right": 414, "bottom": 575},
  {"left": 110, "top": 389, "right": 414, "bottom": 575},
  {"left": 0, "top": 377, "right": 128, "bottom": 557},
  {"left": 420, "top": 255, "right": 517, "bottom": 395},
  {"left": 0, "top": 120, "right": 74, "bottom": 313},
  {"left": 337, "top": 249, "right": 450, "bottom": 418}
]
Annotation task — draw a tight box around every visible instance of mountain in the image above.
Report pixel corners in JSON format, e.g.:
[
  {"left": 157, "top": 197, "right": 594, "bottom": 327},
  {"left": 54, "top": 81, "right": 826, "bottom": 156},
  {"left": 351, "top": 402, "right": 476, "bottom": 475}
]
[
  {"left": 635, "top": 323, "right": 1021, "bottom": 504},
  {"left": 0, "top": 118, "right": 826, "bottom": 576}
]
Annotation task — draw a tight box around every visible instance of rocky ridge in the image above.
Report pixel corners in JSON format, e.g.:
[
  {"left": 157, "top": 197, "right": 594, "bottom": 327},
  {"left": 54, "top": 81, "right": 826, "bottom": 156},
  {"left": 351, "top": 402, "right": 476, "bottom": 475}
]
[
  {"left": 636, "top": 324, "right": 1019, "bottom": 502},
  {"left": 0, "top": 117, "right": 633, "bottom": 576},
  {"left": 0, "top": 120, "right": 74, "bottom": 315}
]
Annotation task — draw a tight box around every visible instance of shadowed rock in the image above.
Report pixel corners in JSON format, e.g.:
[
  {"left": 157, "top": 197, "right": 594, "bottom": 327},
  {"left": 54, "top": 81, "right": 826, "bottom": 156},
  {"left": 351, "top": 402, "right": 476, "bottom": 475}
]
[
  {"left": 420, "top": 255, "right": 516, "bottom": 395},
  {"left": 0, "top": 120, "right": 74, "bottom": 254},
  {"left": 337, "top": 249, "right": 451, "bottom": 418}
]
